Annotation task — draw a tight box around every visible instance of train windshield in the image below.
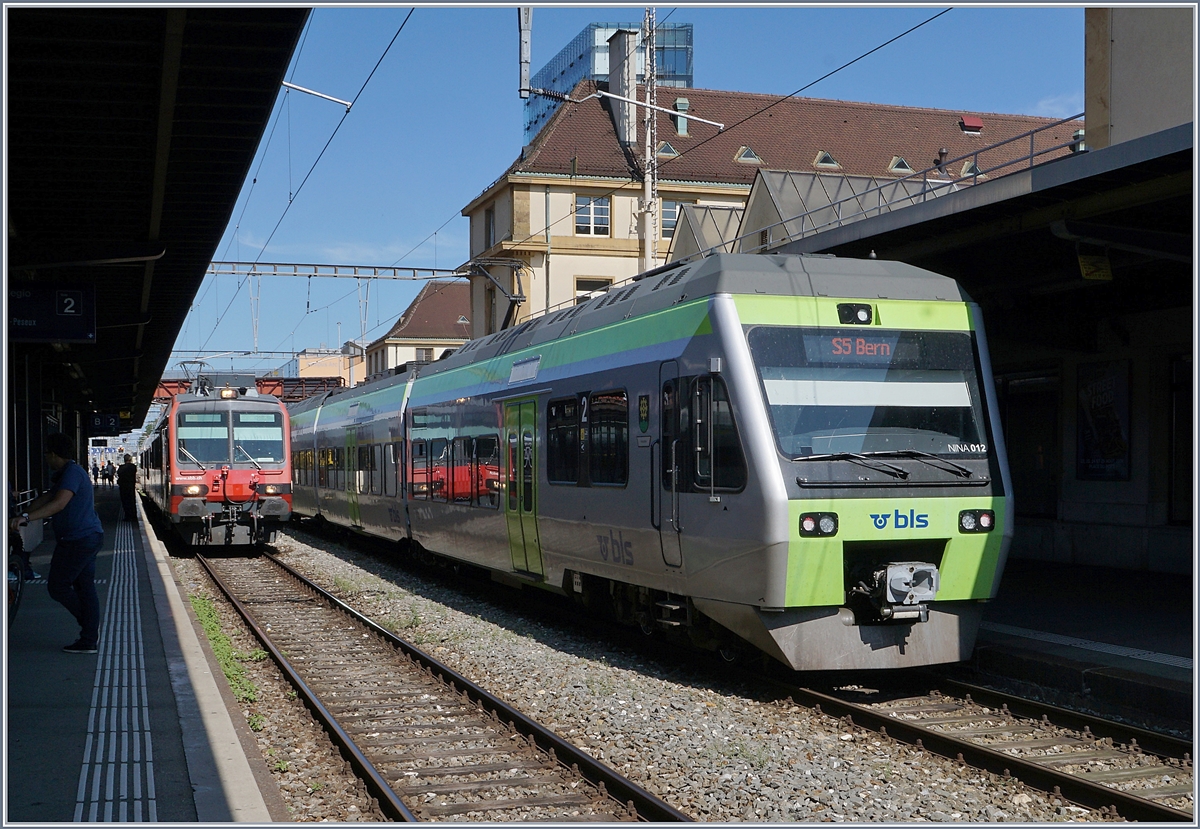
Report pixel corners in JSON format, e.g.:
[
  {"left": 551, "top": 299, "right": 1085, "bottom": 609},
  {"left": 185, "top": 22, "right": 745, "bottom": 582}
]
[
  {"left": 177, "top": 412, "right": 230, "bottom": 464},
  {"left": 747, "top": 327, "right": 989, "bottom": 459},
  {"left": 233, "top": 411, "right": 285, "bottom": 463}
]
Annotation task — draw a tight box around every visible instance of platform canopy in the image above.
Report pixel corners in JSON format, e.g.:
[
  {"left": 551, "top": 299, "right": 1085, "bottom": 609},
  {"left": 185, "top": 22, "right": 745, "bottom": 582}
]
[{"left": 7, "top": 8, "right": 310, "bottom": 426}]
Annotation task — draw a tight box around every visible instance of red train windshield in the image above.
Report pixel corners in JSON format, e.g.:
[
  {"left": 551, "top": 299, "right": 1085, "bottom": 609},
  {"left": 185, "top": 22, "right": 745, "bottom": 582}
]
[{"left": 177, "top": 407, "right": 285, "bottom": 466}]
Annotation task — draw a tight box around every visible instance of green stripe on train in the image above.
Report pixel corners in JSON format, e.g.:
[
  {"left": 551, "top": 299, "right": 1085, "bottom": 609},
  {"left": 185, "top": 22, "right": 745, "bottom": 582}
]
[
  {"left": 412, "top": 299, "right": 715, "bottom": 399},
  {"left": 785, "top": 497, "right": 1006, "bottom": 606},
  {"left": 733, "top": 295, "right": 974, "bottom": 331}
]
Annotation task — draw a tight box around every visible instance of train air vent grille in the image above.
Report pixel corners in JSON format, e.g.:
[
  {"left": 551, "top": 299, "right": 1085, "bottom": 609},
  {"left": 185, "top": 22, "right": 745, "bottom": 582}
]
[{"left": 653, "top": 267, "right": 689, "bottom": 290}]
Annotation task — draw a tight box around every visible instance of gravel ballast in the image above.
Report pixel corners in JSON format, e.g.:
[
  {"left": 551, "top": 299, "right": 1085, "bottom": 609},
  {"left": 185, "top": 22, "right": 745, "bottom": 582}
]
[{"left": 173, "top": 527, "right": 1096, "bottom": 822}]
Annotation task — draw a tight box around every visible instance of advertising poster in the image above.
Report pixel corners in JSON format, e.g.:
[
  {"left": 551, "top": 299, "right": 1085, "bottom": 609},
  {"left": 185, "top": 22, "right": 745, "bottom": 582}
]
[{"left": 1076, "top": 360, "right": 1131, "bottom": 480}]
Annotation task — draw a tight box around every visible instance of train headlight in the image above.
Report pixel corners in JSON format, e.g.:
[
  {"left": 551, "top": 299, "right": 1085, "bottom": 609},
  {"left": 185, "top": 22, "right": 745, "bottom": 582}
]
[
  {"left": 219, "top": 388, "right": 238, "bottom": 399},
  {"left": 262, "top": 484, "right": 280, "bottom": 495},
  {"left": 959, "top": 509, "right": 995, "bottom": 533},
  {"left": 799, "top": 512, "right": 838, "bottom": 537},
  {"left": 837, "top": 303, "right": 873, "bottom": 325},
  {"left": 184, "top": 484, "right": 204, "bottom": 496}
]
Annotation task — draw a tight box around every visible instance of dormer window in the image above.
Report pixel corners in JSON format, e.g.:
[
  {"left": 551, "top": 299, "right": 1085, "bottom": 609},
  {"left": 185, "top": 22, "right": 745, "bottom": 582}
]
[
  {"left": 813, "top": 151, "right": 840, "bottom": 169},
  {"left": 959, "top": 115, "right": 984, "bottom": 134},
  {"left": 735, "top": 146, "right": 762, "bottom": 164},
  {"left": 888, "top": 156, "right": 915, "bottom": 175},
  {"left": 960, "top": 159, "right": 985, "bottom": 179},
  {"left": 657, "top": 141, "right": 679, "bottom": 158}
]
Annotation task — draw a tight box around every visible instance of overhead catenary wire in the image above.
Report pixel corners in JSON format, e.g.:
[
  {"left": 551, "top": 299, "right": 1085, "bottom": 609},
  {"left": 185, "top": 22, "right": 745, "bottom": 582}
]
[
  {"left": 501, "top": 8, "right": 952, "bottom": 257},
  {"left": 201, "top": 8, "right": 415, "bottom": 352}
]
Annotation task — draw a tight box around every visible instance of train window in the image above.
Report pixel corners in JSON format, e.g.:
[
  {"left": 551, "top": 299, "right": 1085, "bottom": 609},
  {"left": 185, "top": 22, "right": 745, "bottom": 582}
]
[
  {"left": 177, "top": 412, "right": 229, "bottom": 464},
  {"left": 507, "top": 434, "right": 519, "bottom": 511},
  {"left": 317, "top": 448, "right": 328, "bottom": 488},
  {"left": 233, "top": 411, "right": 284, "bottom": 463},
  {"left": 334, "top": 447, "right": 346, "bottom": 491},
  {"left": 451, "top": 438, "right": 472, "bottom": 502},
  {"left": 589, "top": 391, "right": 628, "bottom": 486},
  {"left": 474, "top": 435, "right": 500, "bottom": 509},
  {"left": 692, "top": 377, "right": 747, "bottom": 491},
  {"left": 547, "top": 397, "right": 580, "bottom": 484},
  {"left": 355, "top": 446, "right": 368, "bottom": 494},
  {"left": 430, "top": 438, "right": 448, "bottom": 502},
  {"left": 410, "top": 440, "right": 428, "bottom": 499},
  {"left": 383, "top": 443, "right": 397, "bottom": 497},
  {"left": 370, "top": 444, "right": 382, "bottom": 494}
]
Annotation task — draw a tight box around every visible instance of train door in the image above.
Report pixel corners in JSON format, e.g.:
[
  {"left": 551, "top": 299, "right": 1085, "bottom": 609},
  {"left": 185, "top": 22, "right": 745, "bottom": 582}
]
[
  {"left": 504, "top": 400, "right": 543, "bottom": 576},
  {"left": 657, "top": 361, "right": 683, "bottom": 567}
]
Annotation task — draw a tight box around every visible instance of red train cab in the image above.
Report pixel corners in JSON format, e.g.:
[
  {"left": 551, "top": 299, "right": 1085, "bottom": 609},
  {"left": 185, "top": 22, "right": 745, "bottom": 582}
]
[{"left": 141, "top": 377, "right": 291, "bottom": 546}]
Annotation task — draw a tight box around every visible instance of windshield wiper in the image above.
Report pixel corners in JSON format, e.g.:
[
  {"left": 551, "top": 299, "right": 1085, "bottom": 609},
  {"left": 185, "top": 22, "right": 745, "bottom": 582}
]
[
  {"left": 792, "top": 451, "right": 909, "bottom": 479},
  {"left": 178, "top": 445, "right": 206, "bottom": 470},
  {"left": 867, "top": 449, "right": 973, "bottom": 478},
  {"left": 235, "top": 444, "right": 263, "bottom": 470}
]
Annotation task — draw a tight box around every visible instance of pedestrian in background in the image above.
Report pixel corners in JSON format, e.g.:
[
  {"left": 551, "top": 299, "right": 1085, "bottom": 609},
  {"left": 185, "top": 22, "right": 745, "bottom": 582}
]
[
  {"left": 104, "top": 460, "right": 115, "bottom": 486},
  {"left": 9, "top": 433, "right": 104, "bottom": 654},
  {"left": 91, "top": 461, "right": 100, "bottom": 484},
  {"left": 117, "top": 454, "right": 138, "bottom": 522}
]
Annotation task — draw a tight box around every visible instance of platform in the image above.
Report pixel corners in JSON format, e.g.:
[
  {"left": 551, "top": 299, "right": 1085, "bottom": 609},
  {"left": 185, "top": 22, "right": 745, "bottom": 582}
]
[
  {"left": 5, "top": 484, "right": 282, "bottom": 822},
  {"left": 971, "top": 555, "right": 1194, "bottom": 725},
  {"left": 5, "top": 485, "right": 1193, "bottom": 821}
]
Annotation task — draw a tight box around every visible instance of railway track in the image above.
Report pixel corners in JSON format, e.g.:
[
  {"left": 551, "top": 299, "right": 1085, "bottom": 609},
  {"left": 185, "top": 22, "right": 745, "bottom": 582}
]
[
  {"left": 782, "top": 677, "right": 1193, "bottom": 822},
  {"left": 195, "top": 552, "right": 691, "bottom": 822}
]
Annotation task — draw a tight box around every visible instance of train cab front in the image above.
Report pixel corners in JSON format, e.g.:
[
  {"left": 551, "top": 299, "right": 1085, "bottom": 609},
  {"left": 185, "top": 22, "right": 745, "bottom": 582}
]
[
  {"left": 693, "top": 309, "right": 1012, "bottom": 671},
  {"left": 172, "top": 386, "right": 291, "bottom": 546}
]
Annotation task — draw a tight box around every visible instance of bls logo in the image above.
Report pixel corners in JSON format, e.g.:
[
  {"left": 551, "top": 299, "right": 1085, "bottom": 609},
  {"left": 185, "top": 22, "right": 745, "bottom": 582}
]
[{"left": 869, "top": 509, "right": 929, "bottom": 530}]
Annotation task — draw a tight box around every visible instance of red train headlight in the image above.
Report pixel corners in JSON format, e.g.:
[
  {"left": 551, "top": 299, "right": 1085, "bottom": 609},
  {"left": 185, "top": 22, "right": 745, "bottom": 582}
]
[
  {"left": 799, "top": 512, "right": 838, "bottom": 537},
  {"left": 959, "top": 509, "right": 995, "bottom": 533},
  {"left": 261, "top": 484, "right": 280, "bottom": 495},
  {"left": 184, "top": 484, "right": 204, "bottom": 496}
]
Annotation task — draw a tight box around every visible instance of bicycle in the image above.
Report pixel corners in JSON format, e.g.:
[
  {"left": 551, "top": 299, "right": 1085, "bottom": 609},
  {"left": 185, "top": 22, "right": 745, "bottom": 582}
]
[{"left": 7, "top": 548, "right": 24, "bottom": 627}]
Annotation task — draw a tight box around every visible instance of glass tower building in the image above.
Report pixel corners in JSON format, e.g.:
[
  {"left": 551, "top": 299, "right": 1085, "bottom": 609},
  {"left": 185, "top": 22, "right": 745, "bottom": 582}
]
[{"left": 524, "top": 22, "right": 693, "bottom": 145}]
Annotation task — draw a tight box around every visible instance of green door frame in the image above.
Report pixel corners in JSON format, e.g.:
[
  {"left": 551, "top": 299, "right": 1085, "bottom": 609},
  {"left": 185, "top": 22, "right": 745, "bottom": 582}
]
[{"left": 504, "top": 400, "right": 543, "bottom": 576}]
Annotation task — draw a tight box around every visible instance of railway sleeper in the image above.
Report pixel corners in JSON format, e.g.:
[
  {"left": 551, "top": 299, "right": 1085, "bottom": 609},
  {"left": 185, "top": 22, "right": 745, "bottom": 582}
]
[
  {"left": 414, "top": 792, "right": 621, "bottom": 819},
  {"left": 1028, "top": 749, "right": 1132, "bottom": 767},
  {"left": 384, "top": 758, "right": 551, "bottom": 777},
  {"left": 397, "top": 772, "right": 580, "bottom": 796}
]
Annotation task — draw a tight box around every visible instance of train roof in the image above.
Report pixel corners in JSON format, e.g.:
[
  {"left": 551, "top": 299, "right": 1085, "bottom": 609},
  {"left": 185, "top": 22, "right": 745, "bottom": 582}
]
[
  {"left": 426, "top": 253, "right": 970, "bottom": 377},
  {"left": 289, "top": 253, "right": 972, "bottom": 414}
]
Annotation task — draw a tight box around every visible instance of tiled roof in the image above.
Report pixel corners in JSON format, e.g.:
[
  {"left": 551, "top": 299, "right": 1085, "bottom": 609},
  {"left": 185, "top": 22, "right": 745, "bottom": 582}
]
[
  {"left": 373, "top": 281, "right": 471, "bottom": 345},
  {"left": 511, "top": 79, "right": 1082, "bottom": 186}
]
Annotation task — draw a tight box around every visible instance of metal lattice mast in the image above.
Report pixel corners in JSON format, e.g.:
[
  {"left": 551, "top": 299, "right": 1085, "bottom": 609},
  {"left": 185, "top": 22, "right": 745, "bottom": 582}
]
[{"left": 640, "top": 7, "right": 658, "bottom": 272}]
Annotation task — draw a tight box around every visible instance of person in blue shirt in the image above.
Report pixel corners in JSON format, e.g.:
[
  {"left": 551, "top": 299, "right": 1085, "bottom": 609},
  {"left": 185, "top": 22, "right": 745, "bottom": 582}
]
[{"left": 9, "top": 433, "right": 105, "bottom": 654}]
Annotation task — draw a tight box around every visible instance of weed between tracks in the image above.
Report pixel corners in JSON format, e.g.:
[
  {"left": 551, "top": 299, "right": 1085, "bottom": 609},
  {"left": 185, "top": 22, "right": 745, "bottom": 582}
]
[{"left": 189, "top": 593, "right": 263, "bottom": 704}]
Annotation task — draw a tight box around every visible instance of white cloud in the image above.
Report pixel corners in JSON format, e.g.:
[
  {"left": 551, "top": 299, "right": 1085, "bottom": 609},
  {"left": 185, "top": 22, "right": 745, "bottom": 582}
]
[{"left": 1030, "top": 92, "right": 1084, "bottom": 120}]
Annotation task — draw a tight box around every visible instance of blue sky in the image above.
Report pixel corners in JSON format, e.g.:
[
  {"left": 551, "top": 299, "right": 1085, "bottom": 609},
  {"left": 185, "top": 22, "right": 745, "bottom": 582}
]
[{"left": 173, "top": 4, "right": 1085, "bottom": 373}]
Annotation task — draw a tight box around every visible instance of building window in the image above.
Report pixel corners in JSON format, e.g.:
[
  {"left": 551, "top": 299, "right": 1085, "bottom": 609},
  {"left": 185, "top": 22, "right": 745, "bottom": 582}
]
[
  {"left": 814, "top": 151, "right": 840, "bottom": 169},
  {"left": 735, "top": 146, "right": 761, "bottom": 164},
  {"left": 575, "top": 277, "right": 611, "bottom": 303},
  {"left": 888, "top": 156, "right": 915, "bottom": 175},
  {"left": 575, "top": 195, "right": 610, "bottom": 236},
  {"left": 416, "top": 347, "right": 433, "bottom": 362},
  {"left": 960, "top": 159, "right": 984, "bottom": 179},
  {"left": 485, "top": 205, "right": 496, "bottom": 249},
  {"left": 661, "top": 200, "right": 684, "bottom": 239},
  {"left": 656, "top": 141, "right": 679, "bottom": 158}
]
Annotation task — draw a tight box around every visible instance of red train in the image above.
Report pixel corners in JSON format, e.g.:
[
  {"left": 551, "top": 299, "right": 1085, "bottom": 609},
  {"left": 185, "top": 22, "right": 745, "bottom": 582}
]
[{"left": 140, "top": 375, "right": 291, "bottom": 546}]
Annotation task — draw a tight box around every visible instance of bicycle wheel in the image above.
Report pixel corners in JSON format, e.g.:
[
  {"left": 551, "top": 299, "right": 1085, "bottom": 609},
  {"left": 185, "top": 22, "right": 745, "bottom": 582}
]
[{"left": 8, "top": 553, "right": 24, "bottom": 627}]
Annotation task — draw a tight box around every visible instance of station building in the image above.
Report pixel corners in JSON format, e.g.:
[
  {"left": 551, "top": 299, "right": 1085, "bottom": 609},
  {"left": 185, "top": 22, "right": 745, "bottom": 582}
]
[{"left": 362, "top": 280, "right": 472, "bottom": 379}]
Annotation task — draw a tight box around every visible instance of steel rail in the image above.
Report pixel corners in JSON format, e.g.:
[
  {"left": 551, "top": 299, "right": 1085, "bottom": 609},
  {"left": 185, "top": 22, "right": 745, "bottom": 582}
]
[
  {"left": 262, "top": 552, "right": 692, "bottom": 823},
  {"left": 928, "top": 675, "right": 1193, "bottom": 760},
  {"left": 196, "top": 554, "right": 418, "bottom": 822},
  {"left": 782, "top": 683, "right": 1192, "bottom": 822}
]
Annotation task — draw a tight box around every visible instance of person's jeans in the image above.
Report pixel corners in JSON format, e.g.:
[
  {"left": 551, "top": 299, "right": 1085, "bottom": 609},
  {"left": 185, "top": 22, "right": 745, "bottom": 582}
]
[{"left": 47, "top": 531, "right": 104, "bottom": 647}]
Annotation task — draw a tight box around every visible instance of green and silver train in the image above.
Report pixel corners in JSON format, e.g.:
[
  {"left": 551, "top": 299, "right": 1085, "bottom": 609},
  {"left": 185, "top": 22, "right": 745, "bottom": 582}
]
[{"left": 289, "top": 253, "right": 1012, "bottom": 671}]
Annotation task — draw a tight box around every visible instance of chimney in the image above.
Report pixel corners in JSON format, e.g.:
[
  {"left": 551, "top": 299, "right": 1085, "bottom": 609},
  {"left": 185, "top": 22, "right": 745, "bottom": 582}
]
[
  {"left": 608, "top": 29, "right": 638, "bottom": 146},
  {"left": 673, "top": 97, "right": 690, "bottom": 136}
]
